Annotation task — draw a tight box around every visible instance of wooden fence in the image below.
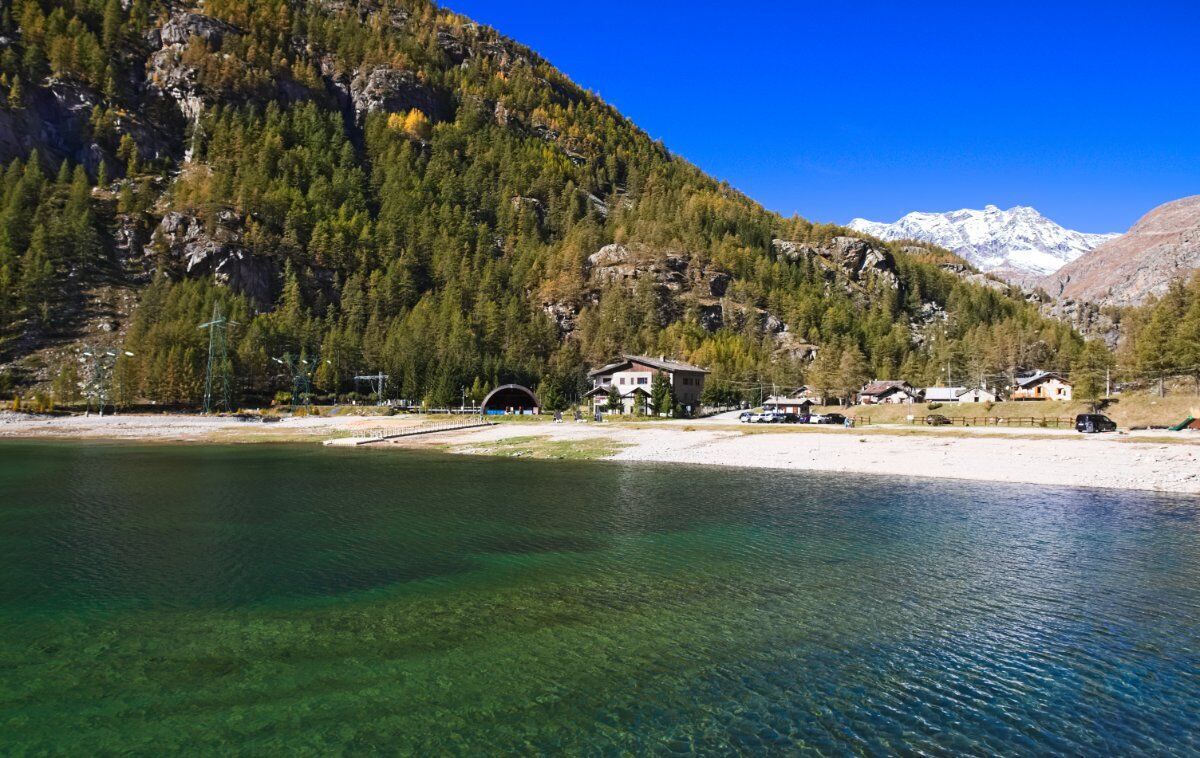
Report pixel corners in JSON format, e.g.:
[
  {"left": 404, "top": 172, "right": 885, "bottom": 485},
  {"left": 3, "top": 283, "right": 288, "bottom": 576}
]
[{"left": 911, "top": 416, "right": 1076, "bottom": 428}]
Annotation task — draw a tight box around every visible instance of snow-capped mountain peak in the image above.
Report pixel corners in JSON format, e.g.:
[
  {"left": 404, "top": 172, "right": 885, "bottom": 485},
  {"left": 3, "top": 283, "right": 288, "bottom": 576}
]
[{"left": 847, "top": 206, "right": 1118, "bottom": 280}]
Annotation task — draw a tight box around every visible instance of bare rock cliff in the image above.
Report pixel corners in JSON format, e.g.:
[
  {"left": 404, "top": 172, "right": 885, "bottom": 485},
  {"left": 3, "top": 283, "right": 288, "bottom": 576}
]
[{"left": 1045, "top": 196, "right": 1200, "bottom": 306}]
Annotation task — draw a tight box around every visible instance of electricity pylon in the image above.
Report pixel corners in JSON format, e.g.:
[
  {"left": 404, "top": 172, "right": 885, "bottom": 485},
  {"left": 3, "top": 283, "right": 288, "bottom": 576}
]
[
  {"left": 354, "top": 372, "right": 389, "bottom": 404},
  {"left": 199, "top": 303, "right": 237, "bottom": 414},
  {"left": 273, "top": 352, "right": 316, "bottom": 408},
  {"left": 81, "top": 346, "right": 134, "bottom": 416}
]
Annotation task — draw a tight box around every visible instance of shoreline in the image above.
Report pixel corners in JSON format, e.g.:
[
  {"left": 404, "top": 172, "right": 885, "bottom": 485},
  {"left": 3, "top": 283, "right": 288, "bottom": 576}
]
[{"left": 2, "top": 411, "right": 1198, "bottom": 494}]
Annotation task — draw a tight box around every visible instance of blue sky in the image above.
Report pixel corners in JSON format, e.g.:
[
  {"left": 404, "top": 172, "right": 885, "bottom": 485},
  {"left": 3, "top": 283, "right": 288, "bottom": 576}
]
[{"left": 447, "top": 1, "right": 1200, "bottom": 232}]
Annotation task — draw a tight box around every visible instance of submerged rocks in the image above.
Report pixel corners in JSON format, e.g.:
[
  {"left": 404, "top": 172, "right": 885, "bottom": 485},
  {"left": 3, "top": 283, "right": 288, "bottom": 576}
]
[{"left": 151, "top": 211, "right": 280, "bottom": 308}]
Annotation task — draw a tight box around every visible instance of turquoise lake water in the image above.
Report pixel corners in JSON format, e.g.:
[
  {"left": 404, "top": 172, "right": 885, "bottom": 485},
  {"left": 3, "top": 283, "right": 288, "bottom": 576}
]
[{"left": 1, "top": 441, "right": 1198, "bottom": 753}]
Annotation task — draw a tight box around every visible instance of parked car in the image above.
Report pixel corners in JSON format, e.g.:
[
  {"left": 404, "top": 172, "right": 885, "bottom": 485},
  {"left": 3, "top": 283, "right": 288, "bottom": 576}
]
[
  {"left": 738, "top": 411, "right": 754, "bottom": 423},
  {"left": 1076, "top": 413, "right": 1117, "bottom": 433},
  {"left": 925, "top": 414, "right": 952, "bottom": 426},
  {"left": 807, "top": 413, "right": 827, "bottom": 424},
  {"left": 817, "top": 413, "right": 847, "bottom": 425},
  {"left": 775, "top": 413, "right": 800, "bottom": 424}
]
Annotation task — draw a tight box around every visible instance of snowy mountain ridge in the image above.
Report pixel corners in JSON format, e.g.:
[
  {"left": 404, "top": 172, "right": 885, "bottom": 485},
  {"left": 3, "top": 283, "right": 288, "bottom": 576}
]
[{"left": 846, "top": 205, "right": 1118, "bottom": 280}]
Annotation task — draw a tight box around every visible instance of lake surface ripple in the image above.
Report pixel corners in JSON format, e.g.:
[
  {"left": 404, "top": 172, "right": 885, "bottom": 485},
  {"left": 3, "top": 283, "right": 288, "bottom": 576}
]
[{"left": 1, "top": 442, "right": 1198, "bottom": 754}]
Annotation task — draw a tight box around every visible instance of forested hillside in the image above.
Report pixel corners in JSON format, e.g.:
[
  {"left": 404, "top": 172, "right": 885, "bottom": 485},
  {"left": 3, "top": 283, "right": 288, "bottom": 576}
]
[{"left": 0, "top": 0, "right": 1085, "bottom": 408}]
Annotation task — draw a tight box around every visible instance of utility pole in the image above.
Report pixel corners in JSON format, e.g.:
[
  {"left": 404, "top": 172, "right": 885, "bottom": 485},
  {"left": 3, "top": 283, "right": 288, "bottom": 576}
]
[
  {"left": 1105, "top": 367, "right": 1111, "bottom": 398},
  {"left": 198, "top": 303, "right": 237, "bottom": 414}
]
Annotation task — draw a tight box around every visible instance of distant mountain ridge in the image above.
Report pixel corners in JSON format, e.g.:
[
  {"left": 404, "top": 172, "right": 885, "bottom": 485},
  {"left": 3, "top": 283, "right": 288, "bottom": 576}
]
[
  {"left": 847, "top": 205, "right": 1117, "bottom": 282},
  {"left": 1043, "top": 195, "right": 1200, "bottom": 306}
]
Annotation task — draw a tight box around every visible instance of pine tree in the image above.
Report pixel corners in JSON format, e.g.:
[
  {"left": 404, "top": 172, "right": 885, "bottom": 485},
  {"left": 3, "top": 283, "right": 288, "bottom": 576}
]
[
  {"left": 7, "top": 75, "right": 21, "bottom": 108},
  {"left": 836, "top": 344, "right": 870, "bottom": 404},
  {"left": 605, "top": 384, "right": 622, "bottom": 413},
  {"left": 651, "top": 372, "right": 672, "bottom": 415}
]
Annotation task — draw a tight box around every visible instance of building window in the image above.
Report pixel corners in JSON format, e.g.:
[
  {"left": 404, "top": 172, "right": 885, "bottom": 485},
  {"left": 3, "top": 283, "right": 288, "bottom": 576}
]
[
  {"left": 637, "top": 377, "right": 648, "bottom": 385},
  {"left": 619, "top": 378, "right": 626, "bottom": 385}
]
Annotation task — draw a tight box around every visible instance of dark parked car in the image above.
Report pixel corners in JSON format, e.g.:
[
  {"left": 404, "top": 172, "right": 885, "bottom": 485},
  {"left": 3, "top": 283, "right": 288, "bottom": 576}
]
[
  {"left": 925, "top": 414, "right": 952, "bottom": 426},
  {"left": 1076, "top": 413, "right": 1117, "bottom": 433},
  {"left": 818, "top": 413, "right": 847, "bottom": 425}
]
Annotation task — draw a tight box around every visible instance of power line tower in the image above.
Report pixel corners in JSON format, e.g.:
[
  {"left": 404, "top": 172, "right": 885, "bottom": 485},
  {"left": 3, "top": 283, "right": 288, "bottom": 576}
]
[
  {"left": 199, "top": 303, "right": 238, "bottom": 414},
  {"left": 274, "top": 352, "right": 316, "bottom": 409},
  {"left": 354, "top": 372, "right": 389, "bottom": 405},
  {"left": 81, "top": 346, "right": 134, "bottom": 416}
]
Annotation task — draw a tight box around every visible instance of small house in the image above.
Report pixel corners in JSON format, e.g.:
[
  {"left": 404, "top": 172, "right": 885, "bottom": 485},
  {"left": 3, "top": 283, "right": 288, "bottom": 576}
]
[
  {"left": 858, "top": 380, "right": 921, "bottom": 405},
  {"left": 763, "top": 395, "right": 817, "bottom": 414},
  {"left": 956, "top": 387, "right": 997, "bottom": 403},
  {"left": 1011, "top": 371, "right": 1072, "bottom": 401},
  {"left": 922, "top": 386, "right": 967, "bottom": 403}
]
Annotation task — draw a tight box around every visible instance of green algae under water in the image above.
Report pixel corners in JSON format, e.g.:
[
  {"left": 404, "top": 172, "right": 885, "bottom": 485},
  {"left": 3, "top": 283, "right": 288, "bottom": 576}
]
[{"left": 1, "top": 441, "right": 1198, "bottom": 754}]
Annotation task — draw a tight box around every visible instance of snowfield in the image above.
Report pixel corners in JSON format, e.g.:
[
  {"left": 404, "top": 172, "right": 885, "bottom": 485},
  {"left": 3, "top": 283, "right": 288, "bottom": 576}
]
[{"left": 848, "top": 205, "right": 1118, "bottom": 278}]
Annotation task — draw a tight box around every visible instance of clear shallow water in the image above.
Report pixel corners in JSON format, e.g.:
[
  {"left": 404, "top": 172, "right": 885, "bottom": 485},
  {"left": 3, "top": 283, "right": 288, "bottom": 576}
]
[{"left": 1, "top": 442, "right": 1198, "bottom": 754}]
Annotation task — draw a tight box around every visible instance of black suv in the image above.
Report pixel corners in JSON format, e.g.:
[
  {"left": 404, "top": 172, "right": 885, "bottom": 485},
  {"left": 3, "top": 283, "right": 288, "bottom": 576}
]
[{"left": 1075, "top": 413, "right": 1117, "bottom": 433}]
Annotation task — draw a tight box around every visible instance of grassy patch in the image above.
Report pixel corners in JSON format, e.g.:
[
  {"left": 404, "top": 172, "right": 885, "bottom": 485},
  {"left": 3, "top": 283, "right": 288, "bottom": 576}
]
[{"left": 461, "top": 435, "right": 628, "bottom": 460}]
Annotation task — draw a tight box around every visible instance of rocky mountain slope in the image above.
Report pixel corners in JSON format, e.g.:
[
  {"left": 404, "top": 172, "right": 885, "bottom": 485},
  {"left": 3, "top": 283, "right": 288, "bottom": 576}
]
[
  {"left": 0, "top": 0, "right": 1085, "bottom": 404},
  {"left": 1042, "top": 196, "right": 1200, "bottom": 307},
  {"left": 848, "top": 205, "right": 1117, "bottom": 283}
]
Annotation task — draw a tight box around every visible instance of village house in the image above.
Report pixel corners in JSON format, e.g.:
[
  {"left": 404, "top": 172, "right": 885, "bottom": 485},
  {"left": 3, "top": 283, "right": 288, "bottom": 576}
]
[
  {"left": 857, "top": 380, "right": 921, "bottom": 405},
  {"left": 956, "top": 387, "right": 998, "bottom": 403},
  {"left": 922, "top": 386, "right": 967, "bottom": 403},
  {"left": 1011, "top": 371, "right": 1073, "bottom": 401},
  {"left": 763, "top": 395, "right": 817, "bottom": 414},
  {"left": 585, "top": 355, "right": 709, "bottom": 415}
]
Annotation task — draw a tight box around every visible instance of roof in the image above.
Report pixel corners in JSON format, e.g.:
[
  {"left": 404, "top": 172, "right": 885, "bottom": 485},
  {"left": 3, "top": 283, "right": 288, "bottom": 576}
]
[
  {"left": 584, "top": 385, "right": 652, "bottom": 398},
  {"left": 859, "top": 380, "right": 913, "bottom": 396},
  {"left": 587, "top": 360, "right": 627, "bottom": 378},
  {"left": 588, "top": 355, "right": 709, "bottom": 377},
  {"left": 1016, "top": 371, "right": 1068, "bottom": 388},
  {"left": 923, "top": 387, "right": 966, "bottom": 402},
  {"left": 765, "top": 395, "right": 816, "bottom": 404},
  {"left": 480, "top": 383, "right": 539, "bottom": 409},
  {"left": 956, "top": 387, "right": 995, "bottom": 397}
]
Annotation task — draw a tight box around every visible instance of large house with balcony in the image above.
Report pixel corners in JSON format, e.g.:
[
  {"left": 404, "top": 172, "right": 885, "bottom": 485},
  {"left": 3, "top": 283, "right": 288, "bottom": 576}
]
[
  {"left": 1011, "top": 371, "right": 1073, "bottom": 401},
  {"left": 585, "top": 355, "right": 709, "bottom": 416}
]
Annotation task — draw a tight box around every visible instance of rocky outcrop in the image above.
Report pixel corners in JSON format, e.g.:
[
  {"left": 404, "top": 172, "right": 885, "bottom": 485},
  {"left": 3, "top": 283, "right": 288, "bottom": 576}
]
[
  {"left": 1040, "top": 298, "right": 1120, "bottom": 348},
  {"left": 1045, "top": 195, "right": 1200, "bottom": 306},
  {"left": 314, "top": 0, "right": 409, "bottom": 27},
  {"left": 773, "top": 236, "right": 900, "bottom": 290},
  {"left": 349, "top": 67, "right": 452, "bottom": 124},
  {"left": 151, "top": 210, "right": 279, "bottom": 308},
  {"left": 158, "top": 12, "right": 240, "bottom": 47},
  {"left": 584, "top": 244, "right": 728, "bottom": 297},
  {"left": 146, "top": 12, "right": 243, "bottom": 122}
]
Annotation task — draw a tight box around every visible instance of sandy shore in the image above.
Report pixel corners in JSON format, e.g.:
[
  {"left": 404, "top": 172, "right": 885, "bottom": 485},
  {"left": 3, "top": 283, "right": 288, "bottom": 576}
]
[{"left": 2, "top": 411, "right": 1197, "bottom": 494}]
